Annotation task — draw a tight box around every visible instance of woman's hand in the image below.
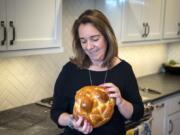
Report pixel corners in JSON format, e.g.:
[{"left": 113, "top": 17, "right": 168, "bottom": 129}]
[
  {"left": 100, "top": 83, "right": 123, "bottom": 106},
  {"left": 71, "top": 116, "right": 93, "bottom": 134},
  {"left": 100, "top": 83, "right": 134, "bottom": 119}
]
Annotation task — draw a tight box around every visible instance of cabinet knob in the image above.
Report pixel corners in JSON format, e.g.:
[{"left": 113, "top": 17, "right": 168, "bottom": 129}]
[
  {"left": 9, "top": 21, "right": 16, "bottom": 45},
  {"left": 1, "top": 21, "right": 7, "bottom": 46},
  {"left": 178, "top": 101, "right": 180, "bottom": 105}
]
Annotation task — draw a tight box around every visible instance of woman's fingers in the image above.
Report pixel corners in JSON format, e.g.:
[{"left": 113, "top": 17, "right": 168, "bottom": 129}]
[
  {"left": 82, "top": 120, "right": 88, "bottom": 132},
  {"left": 82, "top": 120, "right": 93, "bottom": 134},
  {"left": 73, "top": 116, "right": 93, "bottom": 134},
  {"left": 108, "top": 92, "right": 120, "bottom": 98},
  {"left": 73, "top": 116, "right": 83, "bottom": 129},
  {"left": 100, "top": 83, "right": 122, "bottom": 106},
  {"left": 99, "top": 82, "right": 114, "bottom": 88},
  {"left": 84, "top": 121, "right": 93, "bottom": 134},
  {"left": 103, "top": 84, "right": 120, "bottom": 96},
  {"left": 76, "top": 116, "right": 83, "bottom": 126}
]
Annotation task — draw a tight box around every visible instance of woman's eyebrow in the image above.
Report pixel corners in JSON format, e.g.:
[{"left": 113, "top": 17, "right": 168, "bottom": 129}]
[
  {"left": 79, "top": 34, "right": 101, "bottom": 39},
  {"left": 90, "top": 34, "right": 101, "bottom": 38}
]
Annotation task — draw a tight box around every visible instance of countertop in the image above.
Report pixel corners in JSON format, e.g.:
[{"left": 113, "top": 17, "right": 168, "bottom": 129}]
[
  {"left": 0, "top": 104, "right": 63, "bottom": 135},
  {"left": 138, "top": 73, "right": 180, "bottom": 103},
  {"left": 0, "top": 73, "right": 180, "bottom": 135}
]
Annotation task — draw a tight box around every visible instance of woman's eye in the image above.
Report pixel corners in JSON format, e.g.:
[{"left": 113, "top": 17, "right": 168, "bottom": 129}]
[
  {"left": 91, "top": 37, "right": 100, "bottom": 42},
  {"left": 92, "top": 38, "right": 99, "bottom": 42},
  {"left": 80, "top": 39, "right": 87, "bottom": 44},
  {"left": 91, "top": 35, "right": 101, "bottom": 42}
]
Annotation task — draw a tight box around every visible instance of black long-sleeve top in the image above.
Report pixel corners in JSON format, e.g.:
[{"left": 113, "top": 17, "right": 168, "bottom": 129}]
[{"left": 51, "top": 60, "right": 144, "bottom": 135}]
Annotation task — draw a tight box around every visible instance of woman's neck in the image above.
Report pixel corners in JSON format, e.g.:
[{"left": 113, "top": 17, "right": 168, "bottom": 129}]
[
  {"left": 89, "top": 64, "right": 108, "bottom": 71},
  {"left": 89, "top": 60, "right": 106, "bottom": 71},
  {"left": 88, "top": 57, "right": 121, "bottom": 71}
]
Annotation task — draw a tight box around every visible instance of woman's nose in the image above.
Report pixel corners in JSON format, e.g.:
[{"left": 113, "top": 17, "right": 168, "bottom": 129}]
[{"left": 85, "top": 40, "right": 94, "bottom": 50}]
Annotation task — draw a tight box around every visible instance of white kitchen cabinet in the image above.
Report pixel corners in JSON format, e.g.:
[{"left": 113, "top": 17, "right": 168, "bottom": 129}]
[
  {"left": 0, "top": 0, "right": 7, "bottom": 51},
  {"left": 151, "top": 100, "right": 166, "bottom": 135},
  {"left": 163, "top": 0, "right": 180, "bottom": 40},
  {"left": 166, "top": 93, "right": 180, "bottom": 135},
  {"left": 151, "top": 93, "right": 180, "bottom": 135},
  {"left": 95, "top": 0, "right": 122, "bottom": 43},
  {"left": 167, "top": 112, "right": 180, "bottom": 135},
  {"left": 0, "top": 0, "right": 62, "bottom": 55},
  {"left": 121, "top": 0, "right": 163, "bottom": 42}
]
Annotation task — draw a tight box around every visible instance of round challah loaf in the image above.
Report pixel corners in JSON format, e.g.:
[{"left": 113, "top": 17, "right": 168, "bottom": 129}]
[{"left": 73, "top": 85, "right": 115, "bottom": 128}]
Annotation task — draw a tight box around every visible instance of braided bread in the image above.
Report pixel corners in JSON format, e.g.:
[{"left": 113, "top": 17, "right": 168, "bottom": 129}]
[{"left": 73, "top": 85, "right": 115, "bottom": 128}]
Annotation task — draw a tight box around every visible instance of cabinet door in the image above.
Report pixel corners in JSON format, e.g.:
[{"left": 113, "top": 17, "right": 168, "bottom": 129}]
[
  {"left": 167, "top": 112, "right": 180, "bottom": 135},
  {"left": 163, "top": 0, "right": 180, "bottom": 39},
  {"left": 121, "top": 0, "right": 163, "bottom": 42},
  {"left": 121, "top": 0, "right": 143, "bottom": 42},
  {"left": 166, "top": 93, "right": 180, "bottom": 115},
  {"left": 6, "top": 0, "right": 61, "bottom": 50},
  {"left": 0, "top": 0, "right": 7, "bottom": 50},
  {"left": 151, "top": 101, "right": 166, "bottom": 135},
  {"left": 95, "top": 0, "right": 122, "bottom": 43},
  {"left": 143, "top": 0, "right": 163, "bottom": 40}
]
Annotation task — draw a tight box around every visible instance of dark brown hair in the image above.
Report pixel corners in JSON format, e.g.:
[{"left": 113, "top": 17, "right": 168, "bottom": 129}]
[{"left": 70, "top": 9, "right": 118, "bottom": 68}]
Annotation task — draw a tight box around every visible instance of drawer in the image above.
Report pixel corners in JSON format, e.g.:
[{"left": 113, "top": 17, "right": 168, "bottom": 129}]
[{"left": 166, "top": 94, "right": 180, "bottom": 115}]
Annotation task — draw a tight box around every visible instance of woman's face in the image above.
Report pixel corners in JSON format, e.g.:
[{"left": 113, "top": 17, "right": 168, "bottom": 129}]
[{"left": 78, "top": 23, "right": 107, "bottom": 65}]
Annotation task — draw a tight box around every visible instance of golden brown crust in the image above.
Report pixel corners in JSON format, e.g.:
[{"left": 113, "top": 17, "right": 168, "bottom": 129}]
[{"left": 73, "top": 85, "right": 115, "bottom": 128}]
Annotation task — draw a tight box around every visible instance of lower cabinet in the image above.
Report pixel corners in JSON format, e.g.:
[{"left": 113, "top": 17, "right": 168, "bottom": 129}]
[
  {"left": 151, "top": 93, "right": 180, "bottom": 135},
  {"left": 151, "top": 100, "right": 166, "bottom": 135},
  {"left": 167, "top": 112, "right": 180, "bottom": 135}
]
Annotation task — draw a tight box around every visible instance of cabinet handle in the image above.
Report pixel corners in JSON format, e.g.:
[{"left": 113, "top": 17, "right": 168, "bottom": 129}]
[
  {"left": 155, "top": 103, "right": 164, "bottom": 109},
  {"left": 178, "top": 101, "right": 180, "bottom": 105},
  {"left": 9, "top": 21, "right": 16, "bottom": 45},
  {"left": 146, "top": 23, "right": 150, "bottom": 37},
  {"left": 169, "top": 120, "right": 173, "bottom": 134},
  {"left": 177, "top": 22, "right": 180, "bottom": 35},
  {"left": 142, "top": 22, "right": 147, "bottom": 37},
  {"left": 1, "top": 21, "right": 7, "bottom": 46}
]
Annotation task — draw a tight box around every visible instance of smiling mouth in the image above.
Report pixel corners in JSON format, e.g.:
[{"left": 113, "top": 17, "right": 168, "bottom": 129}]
[{"left": 88, "top": 49, "right": 99, "bottom": 54}]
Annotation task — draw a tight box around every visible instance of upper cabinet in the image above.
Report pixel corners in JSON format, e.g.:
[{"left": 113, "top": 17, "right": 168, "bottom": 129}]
[
  {"left": 163, "top": 0, "right": 180, "bottom": 40},
  {"left": 0, "top": 0, "right": 6, "bottom": 51},
  {"left": 0, "top": 0, "right": 62, "bottom": 55},
  {"left": 121, "top": 0, "right": 163, "bottom": 42},
  {"left": 96, "top": 0, "right": 180, "bottom": 44},
  {"left": 95, "top": 0, "right": 122, "bottom": 43}
]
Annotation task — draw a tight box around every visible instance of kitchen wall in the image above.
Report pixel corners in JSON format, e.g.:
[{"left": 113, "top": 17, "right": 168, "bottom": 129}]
[
  {"left": 0, "top": 0, "right": 179, "bottom": 111},
  {"left": 167, "top": 42, "right": 180, "bottom": 62}
]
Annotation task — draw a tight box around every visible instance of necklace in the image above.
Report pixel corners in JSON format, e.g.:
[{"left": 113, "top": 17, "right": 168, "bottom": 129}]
[{"left": 88, "top": 70, "right": 108, "bottom": 85}]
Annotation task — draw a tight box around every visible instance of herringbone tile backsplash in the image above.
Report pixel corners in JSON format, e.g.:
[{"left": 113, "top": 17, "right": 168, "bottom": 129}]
[
  {"left": 0, "top": 55, "right": 64, "bottom": 110},
  {"left": 0, "top": 0, "right": 179, "bottom": 111}
]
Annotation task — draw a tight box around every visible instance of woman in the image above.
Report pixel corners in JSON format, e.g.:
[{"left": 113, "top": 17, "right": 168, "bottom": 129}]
[{"left": 51, "top": 9, "right": 144, "bottom": 135}]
